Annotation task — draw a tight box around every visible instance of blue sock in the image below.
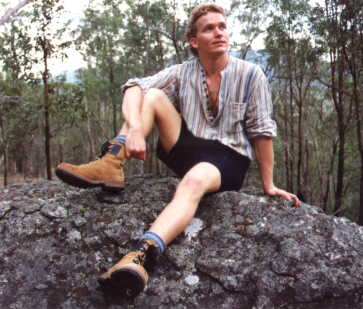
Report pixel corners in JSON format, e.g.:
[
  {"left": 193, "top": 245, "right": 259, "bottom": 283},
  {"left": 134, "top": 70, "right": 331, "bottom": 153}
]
[
  {"left": 140, "top": 231, "right": 166, "bottom": 254},
  {"left": 114, "top": 135, "right": 126, "bottom": 144}
]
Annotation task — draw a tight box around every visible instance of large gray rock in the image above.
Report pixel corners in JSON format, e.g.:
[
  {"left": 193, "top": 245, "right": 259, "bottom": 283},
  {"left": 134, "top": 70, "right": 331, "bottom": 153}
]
[{"left": 0, "top": 176, "right": 362, "bottom": 309}]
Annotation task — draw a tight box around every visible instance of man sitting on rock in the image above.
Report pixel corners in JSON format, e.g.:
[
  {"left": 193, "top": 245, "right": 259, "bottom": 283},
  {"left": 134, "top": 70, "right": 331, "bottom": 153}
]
[{"left": 56, "top": 3, "right": 300, "bottom": 297}]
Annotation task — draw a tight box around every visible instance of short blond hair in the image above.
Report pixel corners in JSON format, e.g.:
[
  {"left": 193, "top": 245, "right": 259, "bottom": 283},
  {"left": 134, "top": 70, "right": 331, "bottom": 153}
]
[{"left": 185, "top": 4, "right": 225, "bottom": 56}]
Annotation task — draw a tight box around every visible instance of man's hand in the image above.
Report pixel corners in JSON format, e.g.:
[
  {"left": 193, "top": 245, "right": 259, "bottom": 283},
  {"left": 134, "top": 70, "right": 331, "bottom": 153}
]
[
  {"left": 125, "top": 127, "right": 146, "bottom": 161},
  {"left": 264, "top": 185, "right": 301, "bottom": 208}
]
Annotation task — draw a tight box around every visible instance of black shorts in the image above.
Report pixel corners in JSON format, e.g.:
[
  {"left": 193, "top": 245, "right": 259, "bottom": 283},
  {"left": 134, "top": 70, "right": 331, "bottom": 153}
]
[{"left": 157, "top": 120, "right": 251, "bottom": 192}]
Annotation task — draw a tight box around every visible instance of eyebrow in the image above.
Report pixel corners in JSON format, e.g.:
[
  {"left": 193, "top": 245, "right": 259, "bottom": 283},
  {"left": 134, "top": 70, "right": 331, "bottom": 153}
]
[{"left": 201, "top": 21, "right": 227, "bottom": 30}]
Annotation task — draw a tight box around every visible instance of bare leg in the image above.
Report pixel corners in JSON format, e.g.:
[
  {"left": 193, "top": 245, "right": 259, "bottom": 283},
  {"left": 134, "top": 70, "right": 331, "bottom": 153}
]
[
  {"left": 120, "top": 89, "right": 221, "bottom": 244},
  {"left": 149, "top": 162, "right": 221, "bottom": 245},
  {"left": 119, "top": 88, "right": 182, "bottom": 153}
]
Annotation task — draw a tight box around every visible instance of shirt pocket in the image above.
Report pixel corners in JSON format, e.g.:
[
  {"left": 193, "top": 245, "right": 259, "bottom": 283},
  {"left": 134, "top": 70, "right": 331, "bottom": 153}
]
[{"left": 224, "top": 101, "right": 248, "bottom": 134}]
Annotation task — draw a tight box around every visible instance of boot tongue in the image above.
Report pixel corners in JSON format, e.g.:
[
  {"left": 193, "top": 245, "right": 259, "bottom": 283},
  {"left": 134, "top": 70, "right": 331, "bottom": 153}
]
[
  {"left": 99, "top": 141, "right": 122, "bottom": 158},
  {"left": 109, "top": 143, "right": 122, "bottom": 156}
]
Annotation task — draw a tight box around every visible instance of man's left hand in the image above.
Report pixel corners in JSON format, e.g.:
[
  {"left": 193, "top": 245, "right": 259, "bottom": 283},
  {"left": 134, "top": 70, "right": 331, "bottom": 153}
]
[{"left": 264, "top": 186, "right": 301, "bottom": 208}]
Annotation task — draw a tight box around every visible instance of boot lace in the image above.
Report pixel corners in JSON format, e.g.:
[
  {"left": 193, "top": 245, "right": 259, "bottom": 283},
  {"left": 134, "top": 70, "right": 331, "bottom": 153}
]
[{"left": 132, "top": 241, "right": 149, "bottom": 265}]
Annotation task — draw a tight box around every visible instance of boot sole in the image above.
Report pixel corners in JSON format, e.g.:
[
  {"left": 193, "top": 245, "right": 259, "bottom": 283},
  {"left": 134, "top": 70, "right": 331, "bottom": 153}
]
[
  {"left": 55, "top": 168, "right": 124, "bottom": 192},
  {"left": 98, "top": 268, "right": 145, "bottom": 297}
]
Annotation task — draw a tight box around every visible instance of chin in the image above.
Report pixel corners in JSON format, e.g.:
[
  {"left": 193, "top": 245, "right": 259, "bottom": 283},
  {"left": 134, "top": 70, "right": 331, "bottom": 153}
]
[{"left": 211, "top": 48, "right": 228, "bottom": 56}]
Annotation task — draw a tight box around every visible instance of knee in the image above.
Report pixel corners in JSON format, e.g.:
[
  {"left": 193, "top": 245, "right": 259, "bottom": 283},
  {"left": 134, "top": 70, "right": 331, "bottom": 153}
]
[
  {"left": 144, "top": 88, "right": 167, "bottom": 104},
  {"left": 176, "top": 174, "right": 206, "bottom": 201}
]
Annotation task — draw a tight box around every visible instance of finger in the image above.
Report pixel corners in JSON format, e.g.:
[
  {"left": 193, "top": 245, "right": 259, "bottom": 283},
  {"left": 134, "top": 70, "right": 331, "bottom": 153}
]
[
  {"left": 294, "top": 197, "right": 301, "bottom": 208},
  {"left": 290, "top": 194, "right": 300, "bottom": 208},
  {"left": 277, "top": 189, "right": 291, "bottom": 201},
  {"left": 128, "top": 148, "right": 144, "bottom": 161}
]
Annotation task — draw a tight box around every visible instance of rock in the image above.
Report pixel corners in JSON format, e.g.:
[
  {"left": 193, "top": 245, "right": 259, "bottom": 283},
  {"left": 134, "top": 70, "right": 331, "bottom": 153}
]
[
  {"left": 184, "top": 274, "right": 200, "bottom": 286},
  {"left": 0, "top": 200, "right": 11, "bottom": 218},
  {"left": 0, "top": 177, "right": 362, "bottom": 309},
  {"left": 41, "top": 203, "right": 68, "bottom": 219}
]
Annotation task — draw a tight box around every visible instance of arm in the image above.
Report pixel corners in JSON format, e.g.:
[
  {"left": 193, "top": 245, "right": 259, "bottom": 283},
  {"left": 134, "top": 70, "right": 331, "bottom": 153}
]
[
  {"left": 251, "top": 136, "right": 301, "bottom": 207},
  {"left": 120, "top": 64, "right": 180, "bottom": 160},
  {"left": 121, "top": 86, "right": 146, "bottom": 160}
]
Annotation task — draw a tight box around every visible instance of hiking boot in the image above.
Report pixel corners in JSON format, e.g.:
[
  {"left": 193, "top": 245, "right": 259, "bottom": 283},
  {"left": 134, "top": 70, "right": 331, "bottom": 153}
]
[
  {"left": 98, "top": 239, "right": 160, "bottom": 297},
  {"left": 55, "top": 140, "right": 125, "bottom": 192}
]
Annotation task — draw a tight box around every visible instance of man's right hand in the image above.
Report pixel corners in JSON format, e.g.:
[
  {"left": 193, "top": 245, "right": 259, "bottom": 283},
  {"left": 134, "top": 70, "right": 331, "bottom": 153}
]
[{"left": 125, "top": 127, "right": 146, "bottom": 161}]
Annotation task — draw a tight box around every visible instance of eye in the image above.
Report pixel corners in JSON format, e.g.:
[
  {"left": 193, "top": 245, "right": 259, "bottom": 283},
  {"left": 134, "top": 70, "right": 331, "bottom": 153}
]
[{"left": 219, "top": 24, "right": 227, "bottom": 30}]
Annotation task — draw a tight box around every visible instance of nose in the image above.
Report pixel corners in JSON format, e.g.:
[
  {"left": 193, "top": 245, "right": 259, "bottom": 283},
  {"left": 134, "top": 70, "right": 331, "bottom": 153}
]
[{"left": 214, "top": 27, "right": 223, "bottom": 37}]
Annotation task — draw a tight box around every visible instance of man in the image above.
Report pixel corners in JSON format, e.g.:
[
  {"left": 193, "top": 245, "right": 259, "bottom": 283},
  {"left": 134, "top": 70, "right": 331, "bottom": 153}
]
[{"left": 56, "top": 3, "right": 300, "bottom": 297}]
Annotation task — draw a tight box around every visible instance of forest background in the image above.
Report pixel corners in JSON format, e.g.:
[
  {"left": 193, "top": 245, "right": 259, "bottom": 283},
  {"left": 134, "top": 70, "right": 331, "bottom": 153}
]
[{"left": 0, "top": 0, "right": 362, "bottom": 225}]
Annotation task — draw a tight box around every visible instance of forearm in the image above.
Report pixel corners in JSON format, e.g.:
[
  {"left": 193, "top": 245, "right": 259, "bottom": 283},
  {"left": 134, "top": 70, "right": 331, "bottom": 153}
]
[
  {"left": 251, "top": 136, "right": 274, "bottom": 193},
  {"left": 251, "top": 137, "right": 301, "bottom": 207},
  {"left": 122, "top": 86, "right": 144, "bottom": 130}
]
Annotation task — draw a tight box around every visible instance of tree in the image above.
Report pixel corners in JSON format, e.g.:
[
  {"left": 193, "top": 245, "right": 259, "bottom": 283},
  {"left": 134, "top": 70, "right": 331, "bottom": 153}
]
[
  {"left": 229, "top": 0, "right": 270, "bottom": 59},
  {"left": 336, "top": 0, "right": 363, "bottom": 223},
  {"left": 0, "top": 11, "right": 37, "bottom": 185},
  {"left": 75, "top": 0, "right": 127, "bottom": 137},
  {"left": 310, "top": 0, "right": 357, "bottom": 216},
  {"left": 29, "top": 0, "right": 71, "bottom": 179},
  {"left": 1, "top": 0, "right": 72, "bottom": 180},
  {"left": 265, "top": 0, "right": 317, "bottom": 198}
]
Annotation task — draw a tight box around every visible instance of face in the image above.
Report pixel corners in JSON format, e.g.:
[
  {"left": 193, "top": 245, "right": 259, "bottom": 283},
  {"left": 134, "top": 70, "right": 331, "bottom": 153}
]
[{"left": 189, "top": 12, "right": 229, "bottom": 57}]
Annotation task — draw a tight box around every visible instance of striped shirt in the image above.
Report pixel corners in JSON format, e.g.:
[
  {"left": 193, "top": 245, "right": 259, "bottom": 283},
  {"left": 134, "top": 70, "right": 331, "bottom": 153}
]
[{"left": 122, "top": 56, "right": 277, "bottom": 160}]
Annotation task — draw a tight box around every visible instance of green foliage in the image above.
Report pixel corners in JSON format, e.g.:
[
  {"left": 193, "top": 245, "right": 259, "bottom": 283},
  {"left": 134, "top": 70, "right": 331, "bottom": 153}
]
[
  {"left": 0, "top": 15, "right": 33, "bottom": 81},
  {"left": 51, "top": 80, "right": 86, "bottom": 126}
]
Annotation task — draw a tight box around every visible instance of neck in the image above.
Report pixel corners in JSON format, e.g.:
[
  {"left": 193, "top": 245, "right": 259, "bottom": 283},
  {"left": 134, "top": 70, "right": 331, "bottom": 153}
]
[{"left": 199, "top": 53, "right": 229, "bottom": 76}]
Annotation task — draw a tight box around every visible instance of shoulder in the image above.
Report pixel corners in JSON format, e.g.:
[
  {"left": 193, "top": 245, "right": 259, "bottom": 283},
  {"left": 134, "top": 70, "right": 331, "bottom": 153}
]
[{"left": 229, "top": 56, "right": 263, "bottom": 77}]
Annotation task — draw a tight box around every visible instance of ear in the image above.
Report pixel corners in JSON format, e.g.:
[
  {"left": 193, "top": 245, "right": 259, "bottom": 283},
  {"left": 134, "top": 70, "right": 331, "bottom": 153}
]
[{"left": 189, "top": 37, "right": 198, "bottom": 49}]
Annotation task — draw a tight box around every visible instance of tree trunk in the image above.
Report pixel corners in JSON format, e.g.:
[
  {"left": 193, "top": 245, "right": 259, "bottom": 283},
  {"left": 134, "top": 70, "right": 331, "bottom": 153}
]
[
  {"left": 297, "top": 96, "right": 303, "bottom": 197},
  {"left": 352, "top": 49, "right": 363, "bottom": 225},
  {"left": 44, "top": 81, "right": 52, "bottom": 180},
  {"left": 283, "top": 101, "right": 291, "bottom": 191},
  {"left": 109, "top": 63, "right": 118, "bottom": 137},
  {"left": 85, "top": 98, "right": 95, "bottom": 161},
  {"left": 359, "top": 165, "right": 363, "bottom": 226},
  {"left": 334, "top": 122, "right": 345, "bottom": 215},
  {"left": 0, "top": 111, "right": 7, "bottom": 187},
  {"left": 42, "top": 36, "right": 52, "bottom": 180},
  {"left": 288, "top": 78, "right": 295, "bottom": 193},
  {"left": 333, "top": 53, "right": 346, "bottom": 216},
  {"left": 2, "top": 149, "right": 8, "bottom": 187}
]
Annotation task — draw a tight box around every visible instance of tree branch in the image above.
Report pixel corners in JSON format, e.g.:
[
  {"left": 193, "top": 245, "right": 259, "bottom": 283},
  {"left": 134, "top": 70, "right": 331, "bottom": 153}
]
[{"left": 0, "top": 0, "right": 32, "bottom": 26}]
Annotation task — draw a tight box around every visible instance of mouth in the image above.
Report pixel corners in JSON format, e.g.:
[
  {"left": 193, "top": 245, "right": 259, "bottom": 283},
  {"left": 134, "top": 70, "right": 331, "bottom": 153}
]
[{"left": 212, "top": 41, "right": 227, "bottom": 45}]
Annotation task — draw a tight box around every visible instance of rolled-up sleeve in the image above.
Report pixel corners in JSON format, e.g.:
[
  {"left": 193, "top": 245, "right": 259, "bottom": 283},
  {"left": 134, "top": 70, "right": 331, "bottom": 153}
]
[
  {"left": 121, "top": 64, "right": 180, "bottom": 105},
  {"left": 244, "top": 69, "right": 277, "bottom": 140}
]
